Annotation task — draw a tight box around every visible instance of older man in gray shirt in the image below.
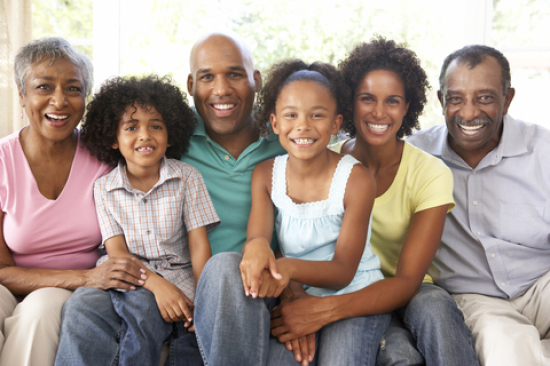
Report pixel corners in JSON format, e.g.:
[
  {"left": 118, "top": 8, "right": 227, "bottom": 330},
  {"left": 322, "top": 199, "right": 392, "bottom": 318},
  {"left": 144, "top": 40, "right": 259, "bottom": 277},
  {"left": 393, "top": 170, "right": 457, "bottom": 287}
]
[{"left": 408, "top": 45, "right": 550, "bottom": 366}]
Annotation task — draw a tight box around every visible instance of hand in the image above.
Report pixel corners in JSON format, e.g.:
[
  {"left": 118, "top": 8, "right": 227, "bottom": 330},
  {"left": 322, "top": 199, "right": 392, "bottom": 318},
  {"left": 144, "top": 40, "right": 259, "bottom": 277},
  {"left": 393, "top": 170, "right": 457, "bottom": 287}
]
[
  {"left": 285, "top": 334, "right": 316, "bottom": 366},
  {"left": 256, "top": 266, "right": 289, "bottom": 298},
  {"left": 152, "top": 279, "right": 194, "bottom": 323},
  {"left": 85, "top": 256, "right": 146, "bottom": 290},
  {"left": 240, "top": 238, "right": 282, "bottom": 298},
  {"left": 271, "top": 294, "right": 332, "bottom": 343}
]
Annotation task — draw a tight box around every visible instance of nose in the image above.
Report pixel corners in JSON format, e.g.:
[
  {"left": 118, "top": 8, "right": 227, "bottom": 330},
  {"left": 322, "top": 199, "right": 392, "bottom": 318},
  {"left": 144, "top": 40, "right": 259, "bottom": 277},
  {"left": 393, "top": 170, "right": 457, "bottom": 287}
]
[
  {"left": 459, "top": 100, "right": 481, "bottom": 122},
  {"left": 49, "top": 87, "right": 67, "bottom": 109},
  {"left": 295, "top": 116, "right": 311, "bottom": 131},
  {"left": 139, "top": 127, "right": 151, "bottom": 140},
  {"left": 372, "top": 102, "right": 386, "bottom": 119},
  {"left": 212, "top": 76, "right": 231, "bottom": 96}
]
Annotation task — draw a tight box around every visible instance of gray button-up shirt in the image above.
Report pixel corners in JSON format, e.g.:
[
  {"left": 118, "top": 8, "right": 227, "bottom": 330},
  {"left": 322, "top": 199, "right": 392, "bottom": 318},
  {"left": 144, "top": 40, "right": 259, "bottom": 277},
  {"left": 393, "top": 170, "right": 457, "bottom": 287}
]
[{"left": 408, "top": 115, "right": 550, "bottom": 299}]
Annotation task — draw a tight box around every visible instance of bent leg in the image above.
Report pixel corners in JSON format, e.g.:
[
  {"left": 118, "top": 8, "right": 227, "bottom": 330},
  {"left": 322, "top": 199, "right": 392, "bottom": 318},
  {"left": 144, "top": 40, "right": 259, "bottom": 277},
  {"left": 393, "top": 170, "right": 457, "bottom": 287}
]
[
  {"left": 376, "top": 314, "right": 424, "bottom": 366},
  {"left": 0, "top": 287, "right": 72, "bottom": 366},
  {"left": 403, "top": 283, "right": 479, "bottom": 366},
  {"left": 194, "top": 252, "right": 275, "bottom": 366},
  {"left": 453, "top": 292, "right": 541, "bottom": 366},
  {"left": 0, "top": 284, "right": 17, "bottom": 355},
  {"left": 55, "top": 287, "right": 121, "bottom": 366},
  {"left": 112, "top": 288, "right": 173, "bottom": 366},
  {"left": 318, "top": 313, "right": 390, "bottom": 366},
  {"left": 165, "top": 322, "right": 203, "bottom": 366}
]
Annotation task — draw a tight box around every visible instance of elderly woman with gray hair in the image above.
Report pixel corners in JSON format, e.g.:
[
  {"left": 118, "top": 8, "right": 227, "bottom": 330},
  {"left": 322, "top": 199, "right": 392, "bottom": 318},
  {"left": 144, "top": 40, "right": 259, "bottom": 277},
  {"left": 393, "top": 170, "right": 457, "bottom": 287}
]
[{"left": 0, "top": 37, "right": 145, "bottom": 366}]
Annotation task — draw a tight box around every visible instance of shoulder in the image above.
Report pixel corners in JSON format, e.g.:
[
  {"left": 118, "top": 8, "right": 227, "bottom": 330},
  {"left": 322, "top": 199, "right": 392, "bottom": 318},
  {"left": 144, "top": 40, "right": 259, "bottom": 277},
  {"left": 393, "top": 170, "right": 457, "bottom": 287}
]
[
  {"left": 406, "top": 124, "right": 448, "bottom": 155},
  {"left": 94, "top": 165, "right": 121, "bottom": 190},
  {"left": 511, "top": 117, "right": 550, "bottom": 148},
  {"left": 339, "top": 154, "right": 375, "bottom": 194},
  {"left": 404, "top": 142, "right": 449, "bottom": 171},
  {"left": 0, "top": 130, "right": 22, "bottom": 159},
  {"left": 401, "top": 142, "right": 453, "bottom": 188}
]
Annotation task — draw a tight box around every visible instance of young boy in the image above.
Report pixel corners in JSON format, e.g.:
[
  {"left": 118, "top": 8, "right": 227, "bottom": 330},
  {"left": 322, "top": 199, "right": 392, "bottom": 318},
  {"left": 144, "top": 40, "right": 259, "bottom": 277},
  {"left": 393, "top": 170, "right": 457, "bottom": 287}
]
[{"left": 82, "top": 75, "right": 219, "bottom": 365}]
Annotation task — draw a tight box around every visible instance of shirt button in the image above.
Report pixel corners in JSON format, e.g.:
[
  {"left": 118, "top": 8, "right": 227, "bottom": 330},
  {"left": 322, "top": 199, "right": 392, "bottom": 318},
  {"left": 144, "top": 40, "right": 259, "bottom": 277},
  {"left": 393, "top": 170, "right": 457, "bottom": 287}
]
[
  {"left": 472, "top": 171, "right": 476, "bottom": 175},
  {"left": 501, "top": 283, "right": 506, "bottom": 286},
  {"left": 477, "top": 231, "right": 481, "bottom": 235},
  {"left": 491, "top": 253, "right": 495, "bottom": 258},
  {"left": 224, "top": 155, "right": 230, "bottom": 160},
  {"left": 154, "top": 264, "right": 158, "bottom": 270},
  {"left": 472, "top": 200, "right": 478, "bottom": 206},
  {"left": 206, "top": 138, "right": 211, "bottom": 142},
  {"left": 143, "top": 199, "right": 148, "bottom": 204},
  {"left": 146, "top": 230, "right": 151, "bottom": 235}
]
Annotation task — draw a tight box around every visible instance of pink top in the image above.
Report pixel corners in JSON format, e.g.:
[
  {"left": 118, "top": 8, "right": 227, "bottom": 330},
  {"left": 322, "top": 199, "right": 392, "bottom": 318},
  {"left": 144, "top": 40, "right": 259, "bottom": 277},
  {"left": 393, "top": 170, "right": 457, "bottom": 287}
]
[{"left": 0, "top": 129, "right": 112, "bottom": 270}]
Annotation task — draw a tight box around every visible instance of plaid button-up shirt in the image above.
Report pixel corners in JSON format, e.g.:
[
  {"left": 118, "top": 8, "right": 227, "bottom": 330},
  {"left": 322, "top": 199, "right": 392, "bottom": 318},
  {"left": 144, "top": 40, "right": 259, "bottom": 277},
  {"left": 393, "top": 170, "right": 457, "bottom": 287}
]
[{"left": 95, "top": 158, "right": 220, "bottom": 300}]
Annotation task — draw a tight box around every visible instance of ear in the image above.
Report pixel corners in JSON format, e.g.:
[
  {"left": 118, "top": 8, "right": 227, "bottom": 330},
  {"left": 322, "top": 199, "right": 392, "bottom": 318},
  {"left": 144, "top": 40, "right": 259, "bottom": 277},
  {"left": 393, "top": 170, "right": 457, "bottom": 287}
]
[
  {"left": 112, "top": 140, "right": 119, "bottom": 150},
  {"left": 502, "top": 87, "right": 515, "bottom": 116},
  {"left": 19, "top": 90, "right": 25, "bottom": 106},
  {"left": 187, "top": 74, "right": 194, "bottom": 95},
  {"left": 437, "top": 90, "right": 445, "bottom": 113},
  {"left": 332, "top": 114, "right": 343, "bottom": 135},
  {"left": 270, "top": 113, "right": 279, "bottom": 135},
  {"left": 253, "top": 70, "right": 262, "bottom": 92}
]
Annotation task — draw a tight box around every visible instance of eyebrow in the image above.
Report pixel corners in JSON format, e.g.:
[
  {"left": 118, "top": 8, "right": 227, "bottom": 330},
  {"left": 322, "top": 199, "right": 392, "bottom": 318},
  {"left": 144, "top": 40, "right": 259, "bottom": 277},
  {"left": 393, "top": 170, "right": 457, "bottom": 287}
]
[
  {"left": 356, "top": 92, "right": 405, "bottom": 100},
  {"left": 196, "top": 65, "right": 247, "bottom": 74},
  {"left": 33, "top": 76, "right": 82, "bottom": 83},
  {"left": 281, "top": 105, "right": 329, "bottom": 111}
]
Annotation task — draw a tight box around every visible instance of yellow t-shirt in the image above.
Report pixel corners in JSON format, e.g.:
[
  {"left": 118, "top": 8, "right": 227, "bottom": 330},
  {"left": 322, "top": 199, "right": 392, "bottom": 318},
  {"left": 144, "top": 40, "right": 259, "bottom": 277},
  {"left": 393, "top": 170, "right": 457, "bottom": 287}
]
[{"left": 330, "top": 140, "right": 454, "bottom": 283}]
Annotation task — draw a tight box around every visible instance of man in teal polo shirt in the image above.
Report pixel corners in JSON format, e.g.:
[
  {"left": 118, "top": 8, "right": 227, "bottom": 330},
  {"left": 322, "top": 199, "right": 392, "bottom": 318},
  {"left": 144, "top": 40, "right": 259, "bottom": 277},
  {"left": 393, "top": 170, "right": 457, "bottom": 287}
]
[{"left": 181, "top": 31, "right": 285, "bottom": 254}]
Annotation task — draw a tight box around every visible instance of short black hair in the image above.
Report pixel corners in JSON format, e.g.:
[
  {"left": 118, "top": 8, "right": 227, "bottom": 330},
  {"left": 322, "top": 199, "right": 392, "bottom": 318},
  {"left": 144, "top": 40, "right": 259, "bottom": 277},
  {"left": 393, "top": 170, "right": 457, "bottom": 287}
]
[
  {"left": 439, "top": 45, "right": 511, "bottom": 95},
  {"left": 339, "top": 37, "right": 429, "bottom": 139},
  {"left": 255, "top": 59, "right": 350, "bottom": 136},
  {"left": 82, "top": 75, "right": 196, "bottom": 167}
]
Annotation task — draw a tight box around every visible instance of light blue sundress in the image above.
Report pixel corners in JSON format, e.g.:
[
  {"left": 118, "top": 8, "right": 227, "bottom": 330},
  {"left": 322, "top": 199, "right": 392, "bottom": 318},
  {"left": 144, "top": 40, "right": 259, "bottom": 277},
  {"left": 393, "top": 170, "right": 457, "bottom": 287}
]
[{"left": 271, "top": 154, "right": 384, "bottom": 297}]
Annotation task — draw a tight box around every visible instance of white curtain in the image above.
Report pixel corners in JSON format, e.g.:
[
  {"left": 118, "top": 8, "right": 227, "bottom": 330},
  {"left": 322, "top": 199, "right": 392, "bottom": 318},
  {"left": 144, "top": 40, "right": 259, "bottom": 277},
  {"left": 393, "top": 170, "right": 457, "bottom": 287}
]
[{"left": 0, "top": 0, "right": 32, "bottom": 138}]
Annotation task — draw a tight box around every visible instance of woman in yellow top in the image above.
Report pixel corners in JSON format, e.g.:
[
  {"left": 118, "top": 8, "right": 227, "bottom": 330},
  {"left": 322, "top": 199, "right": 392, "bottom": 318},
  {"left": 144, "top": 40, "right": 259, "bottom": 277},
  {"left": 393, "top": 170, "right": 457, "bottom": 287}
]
[{"left": 270, "top": 37, "right": 480, "bottom": 366}]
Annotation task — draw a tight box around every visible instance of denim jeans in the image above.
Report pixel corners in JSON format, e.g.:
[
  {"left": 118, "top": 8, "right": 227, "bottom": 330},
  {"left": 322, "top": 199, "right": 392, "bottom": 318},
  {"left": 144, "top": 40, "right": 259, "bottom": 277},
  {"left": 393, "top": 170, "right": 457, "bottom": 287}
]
[
  {"left": 194, "top": 252, "right": 390, "bottom": 366},
  {"left": 376, "top": 283, "right": 480, "bottom": 366},
  {"left": 54, "top": 286, "right": 202, "bottom": 366}
]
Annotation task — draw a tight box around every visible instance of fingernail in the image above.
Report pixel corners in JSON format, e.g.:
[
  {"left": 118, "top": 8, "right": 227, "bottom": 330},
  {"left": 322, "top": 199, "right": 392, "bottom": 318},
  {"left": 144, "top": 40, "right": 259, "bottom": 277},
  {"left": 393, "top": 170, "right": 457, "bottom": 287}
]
[
  {"left": 140, "top": 269, "right": 146, "bottom": 273},
  {"left": 138, "top": 280, "right": 145, "bottom": 285},
  {"left": 188, "top": 317, "right": 193, "bottom": 322},
  {"left": 130, "top": 286, "right": 135, "bottom": 290},
  {"left": 141, "top": 274, "right": 147, "bottom": 279},
  {"left": 296, "top": 355, "right": 301, "bottom": 361}
]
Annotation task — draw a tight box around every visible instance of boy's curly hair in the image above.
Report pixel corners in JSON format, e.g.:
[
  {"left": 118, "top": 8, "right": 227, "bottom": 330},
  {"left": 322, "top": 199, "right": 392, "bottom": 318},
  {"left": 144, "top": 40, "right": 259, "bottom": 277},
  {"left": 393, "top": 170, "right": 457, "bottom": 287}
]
[
  {"left": 255, "top": 59, "right": 351, "bottom": 136},
  {"left": 339, "top": 37, "right": 430, "bottom": 139},
  {"left": 81, "top": 75, "right": 196, "bottom": 167}
]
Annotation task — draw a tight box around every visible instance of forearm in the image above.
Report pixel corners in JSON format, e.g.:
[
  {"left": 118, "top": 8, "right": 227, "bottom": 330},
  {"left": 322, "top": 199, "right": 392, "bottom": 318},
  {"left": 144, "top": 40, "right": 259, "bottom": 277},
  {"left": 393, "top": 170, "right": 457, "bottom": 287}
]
[
  {"left": 0, "top": 265, "right": 92, "bottom": 295},
  {"left": 279, "top": 257, "right": 356, "bottom": 290}
]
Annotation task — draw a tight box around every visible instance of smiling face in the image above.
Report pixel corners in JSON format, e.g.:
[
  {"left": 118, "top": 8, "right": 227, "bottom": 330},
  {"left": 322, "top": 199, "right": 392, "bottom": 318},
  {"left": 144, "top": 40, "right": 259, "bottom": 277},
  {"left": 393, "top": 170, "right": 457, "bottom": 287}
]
[
  {"left": 187, "top": 35, "right": 261, "bottom": 140},
  {"left": 439, "top": 56, "right": 515, "bottom": 160},
  {"left": 113, "top": 104, "right": 169, "bottom": 176},
  {"left": 19, "top": 57, "right": 86, "bottom": 143},
  {"left": 353, "top": 69, "right": 409, "bottom": 147},
  {"left": 271, "top": 80, "right": 342, "bottom": 161}
]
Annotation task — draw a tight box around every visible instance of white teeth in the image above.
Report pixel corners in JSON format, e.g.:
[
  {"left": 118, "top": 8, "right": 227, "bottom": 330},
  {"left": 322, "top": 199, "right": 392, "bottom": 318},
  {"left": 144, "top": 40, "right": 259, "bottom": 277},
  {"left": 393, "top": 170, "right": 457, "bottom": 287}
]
[
  {"left": 136, "top": 146, "right": 154, "bottom": 152},
  {"left": 293, "top": 138, "right": 315, "bottom": 145},
  {"left": 213, "top": 104, "right": 235, "bottom": 110},
  {"left": 458, "top": 124, "right": 483, "bottom": 136},
  {"left": 46, "top": 114, "right": 69, "bottom": 120},
  {"left": 368, "top": 123, "right": 389, "bottom": 132}
]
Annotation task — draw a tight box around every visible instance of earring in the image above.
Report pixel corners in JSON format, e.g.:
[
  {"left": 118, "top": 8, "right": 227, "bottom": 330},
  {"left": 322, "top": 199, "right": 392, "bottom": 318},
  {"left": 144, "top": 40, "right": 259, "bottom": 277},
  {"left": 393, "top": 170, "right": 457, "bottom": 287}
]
[{"left": 21, "top": 111, "right": 23, "bottom": 119}]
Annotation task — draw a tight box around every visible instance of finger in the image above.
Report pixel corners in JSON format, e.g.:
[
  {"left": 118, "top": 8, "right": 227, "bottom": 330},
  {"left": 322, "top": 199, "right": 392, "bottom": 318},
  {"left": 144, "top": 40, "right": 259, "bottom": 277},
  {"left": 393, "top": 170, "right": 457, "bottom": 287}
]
[
  {"left": 299, "top": 336, "right": 309, "bottom": 365},
  {"left": 188, "top": 324, "right": 195, "bottom": 332},
  {"left": 179, "top": 302, "right": 193, "bottom": 322},
  {"left": 307, "top": 333, "right": 316, "bottom": 363},
  {"left": 160, "top": 308, "right": 172, "bottom": 323},
  {"left": 239, "top": 262, "right": 251, "bottom": 296},
  {"left": 109, "top": 280, "right": 137, "bottom": 291},
  {"left": 267, "top": 256, "right": 282, "bottom": 280},
  {"left": 291, "top": 339, "right": 302, "bottom": 363},
  {"left": 249, "top": 267, "right": 262, "bottom": 299}
]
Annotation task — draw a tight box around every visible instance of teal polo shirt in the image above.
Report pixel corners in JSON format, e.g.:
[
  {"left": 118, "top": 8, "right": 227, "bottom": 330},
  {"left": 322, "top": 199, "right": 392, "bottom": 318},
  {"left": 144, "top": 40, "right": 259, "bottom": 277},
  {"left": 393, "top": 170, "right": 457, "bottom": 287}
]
[{"left": 181, "top": 112, "right": 285, "bottom": 255}]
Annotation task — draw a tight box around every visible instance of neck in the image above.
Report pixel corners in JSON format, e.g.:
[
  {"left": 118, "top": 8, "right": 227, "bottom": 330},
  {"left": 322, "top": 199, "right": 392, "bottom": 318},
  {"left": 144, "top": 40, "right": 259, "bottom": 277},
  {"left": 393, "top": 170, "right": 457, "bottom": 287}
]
[
  {"left": 207, "top": 118, "right": 260, "bottom": 159},
  {"left": 350, "top": 137, "right": 403, "bottom": 174},
  {"left": 20, "top": 127, "right": 77, "bottom": 160},
  {"left": 286, "top": 149, "right": 333, "bottom": 180},
  {"left": 126, "top": 162, "right": 161, "bottom": 193}
]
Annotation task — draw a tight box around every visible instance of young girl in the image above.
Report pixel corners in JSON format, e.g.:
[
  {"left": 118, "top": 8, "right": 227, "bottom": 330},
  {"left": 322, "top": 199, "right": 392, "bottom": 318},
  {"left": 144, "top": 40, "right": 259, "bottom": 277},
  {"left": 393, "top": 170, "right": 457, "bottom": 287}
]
[
  {"left": 56, "top": 75, "right": 219, "bottom": 366},
  {"left": 239, "top": 60, "right": 390, "bottom": 365}
]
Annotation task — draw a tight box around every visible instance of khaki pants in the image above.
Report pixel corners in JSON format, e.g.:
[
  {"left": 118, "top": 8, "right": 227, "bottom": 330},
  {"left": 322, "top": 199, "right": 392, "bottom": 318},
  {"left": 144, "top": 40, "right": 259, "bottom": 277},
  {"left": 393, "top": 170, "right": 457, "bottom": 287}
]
[
  {"left": 0, "top": 285, "right": 72, "bottom": 366},
  {"left": 453, "top": 270, "right": 550, "bottom": 366}
]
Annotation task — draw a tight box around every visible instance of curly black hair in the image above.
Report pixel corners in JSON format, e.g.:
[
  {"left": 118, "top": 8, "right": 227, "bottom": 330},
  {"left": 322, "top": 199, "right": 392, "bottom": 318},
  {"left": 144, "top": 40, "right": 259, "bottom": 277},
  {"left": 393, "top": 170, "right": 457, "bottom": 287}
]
[
  {"left": 255, "top": 59, "right": 351, "bottom": 136},
  {"left": 81, "top": 75, "right": 196, "bottom": 167},
  {"left": 339, "top": 37, "right": 429, "bottom": 139}
]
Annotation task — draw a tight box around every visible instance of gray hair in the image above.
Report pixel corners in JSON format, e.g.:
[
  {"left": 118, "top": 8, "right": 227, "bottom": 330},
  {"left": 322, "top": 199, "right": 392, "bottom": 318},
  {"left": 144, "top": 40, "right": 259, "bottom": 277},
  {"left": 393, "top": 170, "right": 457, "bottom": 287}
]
[
  {"left": 14, "top": 37, "right": 94, "bottom": 97},
  {"left": 189, "top": 30, "right": 256, "bottom": 93}
]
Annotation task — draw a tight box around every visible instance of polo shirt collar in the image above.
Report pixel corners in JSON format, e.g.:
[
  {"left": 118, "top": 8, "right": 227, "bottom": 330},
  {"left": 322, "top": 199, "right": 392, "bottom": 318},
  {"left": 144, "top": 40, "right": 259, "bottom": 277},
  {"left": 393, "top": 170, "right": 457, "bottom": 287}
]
[{"left": 105, "top": 157, "right": 178, "bottom": 192}]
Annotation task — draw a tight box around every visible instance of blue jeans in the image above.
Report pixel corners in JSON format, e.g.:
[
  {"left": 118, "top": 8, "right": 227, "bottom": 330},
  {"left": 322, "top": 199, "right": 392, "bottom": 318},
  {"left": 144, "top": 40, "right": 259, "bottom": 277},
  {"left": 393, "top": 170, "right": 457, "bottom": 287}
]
[
  {"left": 376, "top": 283, "right": 480, "bottom": 366},
  {"left": 54, "top": 287, "right": 202, "bottom": 366},
  {"left": 194, "top": 252, "right": 390, "bottom": 366}
]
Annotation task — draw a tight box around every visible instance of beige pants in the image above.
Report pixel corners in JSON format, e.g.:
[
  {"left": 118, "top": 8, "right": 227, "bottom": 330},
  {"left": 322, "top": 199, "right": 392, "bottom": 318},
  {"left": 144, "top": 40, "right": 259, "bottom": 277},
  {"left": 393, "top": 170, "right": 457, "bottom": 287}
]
[
  {"left": 453, "top": 270, "right": 550, "bottom": 366},
  {"left": 0, "top": 285, "right": 72, "bottom": 366}
]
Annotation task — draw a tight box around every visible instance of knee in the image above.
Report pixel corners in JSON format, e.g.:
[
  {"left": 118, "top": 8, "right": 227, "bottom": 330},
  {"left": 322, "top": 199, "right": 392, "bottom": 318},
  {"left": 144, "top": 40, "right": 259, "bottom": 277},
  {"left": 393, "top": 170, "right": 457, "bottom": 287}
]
[
  {"left": 200, "top": 252, "right": 242, "bottom": 286},
  {"left": 13, "top": 288, "right": 71, "bottom": 326},
  {"left": 407, "top": 284, "right": 458, "bottom": 316}
]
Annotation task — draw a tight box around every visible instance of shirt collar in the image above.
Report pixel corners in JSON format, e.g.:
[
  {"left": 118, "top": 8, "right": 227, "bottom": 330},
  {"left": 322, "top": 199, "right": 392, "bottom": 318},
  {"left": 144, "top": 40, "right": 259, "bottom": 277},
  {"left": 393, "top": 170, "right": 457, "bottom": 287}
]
[{"left": 105, "top": 157, "right": 179, "bottom": 193}]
